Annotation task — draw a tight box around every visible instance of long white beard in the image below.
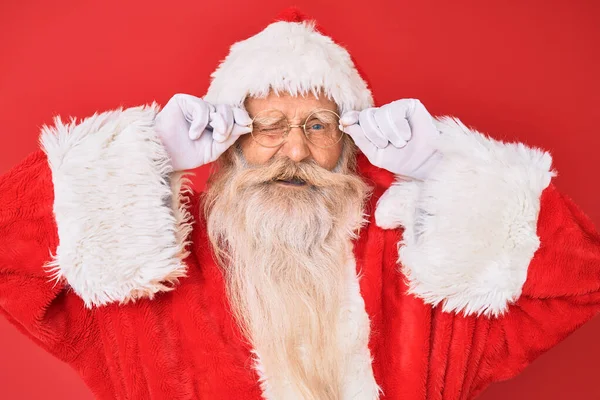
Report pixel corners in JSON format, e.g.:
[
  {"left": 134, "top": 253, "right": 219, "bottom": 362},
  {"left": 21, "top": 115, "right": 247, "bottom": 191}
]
[{"left": 204, "top": 148, "right": 369, "bottom": 399}]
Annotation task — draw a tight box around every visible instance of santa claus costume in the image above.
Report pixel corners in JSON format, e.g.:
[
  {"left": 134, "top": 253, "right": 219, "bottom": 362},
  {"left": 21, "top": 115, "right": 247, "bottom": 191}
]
[{"left": 1, "top": 8, "right": 600, "bottom": 400}]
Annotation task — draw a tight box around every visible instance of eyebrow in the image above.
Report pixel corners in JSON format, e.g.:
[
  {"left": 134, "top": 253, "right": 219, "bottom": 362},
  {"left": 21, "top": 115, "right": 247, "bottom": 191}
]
[
  {"left": 253, "top": 114, "right": 287, "bottom": 125},
  {"left": 306, "top": 112, "right": 337, "bottom": 124}
]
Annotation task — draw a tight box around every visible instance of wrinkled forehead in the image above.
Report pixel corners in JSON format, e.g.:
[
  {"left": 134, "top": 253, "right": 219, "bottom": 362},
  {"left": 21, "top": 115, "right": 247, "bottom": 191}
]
[{"left": 244, "top": 89, "right": 338, "bottom": 120}]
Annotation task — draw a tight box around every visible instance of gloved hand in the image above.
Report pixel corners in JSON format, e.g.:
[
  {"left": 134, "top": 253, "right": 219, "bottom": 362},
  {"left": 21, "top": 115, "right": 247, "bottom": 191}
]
[
  {"left": 340, "top": 99, "right": 442, "bottom": 180},
  {"left": 154, "top": 94, "right": 252, "bottom": 171}
]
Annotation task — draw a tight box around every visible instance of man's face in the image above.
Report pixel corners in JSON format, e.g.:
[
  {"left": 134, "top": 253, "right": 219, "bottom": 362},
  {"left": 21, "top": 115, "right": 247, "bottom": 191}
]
[{"left": 240, "top": 91, "right": 344, "bottom": 171}]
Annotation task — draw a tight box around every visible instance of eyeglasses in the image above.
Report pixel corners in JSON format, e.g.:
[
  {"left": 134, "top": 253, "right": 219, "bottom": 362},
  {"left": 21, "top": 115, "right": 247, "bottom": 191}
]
[{"left": 248, "top": 109, "right": 343, "bottom": 148}]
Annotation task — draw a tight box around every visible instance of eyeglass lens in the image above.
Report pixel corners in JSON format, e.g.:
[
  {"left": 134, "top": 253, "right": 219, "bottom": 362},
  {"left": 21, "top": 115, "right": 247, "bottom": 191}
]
[{"left": 251, "top": 109, "right": 343, "bottom": 148}]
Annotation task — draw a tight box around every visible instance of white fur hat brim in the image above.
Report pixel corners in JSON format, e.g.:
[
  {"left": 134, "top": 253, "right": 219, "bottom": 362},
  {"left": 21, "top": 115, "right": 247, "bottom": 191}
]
[{"left": 204, "top": 20, "right": 374, "bottom": 114}]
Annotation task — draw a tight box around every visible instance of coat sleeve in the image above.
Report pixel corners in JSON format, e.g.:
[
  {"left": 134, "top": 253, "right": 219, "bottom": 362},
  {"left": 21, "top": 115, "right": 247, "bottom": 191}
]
[
  {"left": 475, "top": 183, "right": 600, "bottom": 384},
  {"left": 373, "top": 116, "right": 600, "bottom": 381},
  {"left": 0, "top": 150, "right": 92, "bottom": 360},
  {"left": 0, "top": 104, "right": 194, "bottom": 355}
]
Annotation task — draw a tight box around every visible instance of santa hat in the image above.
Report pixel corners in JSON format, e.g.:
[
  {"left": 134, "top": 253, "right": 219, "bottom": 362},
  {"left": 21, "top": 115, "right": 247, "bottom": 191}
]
[{"left": 203, "top": 8, "right": 374, "bottom": 114}]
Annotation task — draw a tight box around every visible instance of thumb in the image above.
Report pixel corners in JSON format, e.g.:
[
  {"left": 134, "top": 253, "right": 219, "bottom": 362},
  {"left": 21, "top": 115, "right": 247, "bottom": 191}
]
[
  {"left": 231, "top": 124, "right": 252, "bottom": 137},
  {"left": 209, "top": 126, "right": 247, "bottom": 162},
  {"left": 232, "top": 107, "right": 253, "bottom": 126},
  {"left": 342, "top": 123, "right": 378, "bottom": 157},
  {"left": 230, "top": 107, "right": 253, "bottom": 138}
]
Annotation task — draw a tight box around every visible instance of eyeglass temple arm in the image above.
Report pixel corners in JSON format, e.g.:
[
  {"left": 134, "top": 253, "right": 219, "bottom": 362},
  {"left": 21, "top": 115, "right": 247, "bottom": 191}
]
[{"left": 243, "top": 122, "right": 350, "bottom": 129}]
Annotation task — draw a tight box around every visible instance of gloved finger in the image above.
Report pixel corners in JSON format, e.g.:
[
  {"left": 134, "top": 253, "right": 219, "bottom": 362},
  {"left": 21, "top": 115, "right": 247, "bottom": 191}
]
[
  {"left": 389, "top": 98, "right": 416, "bottom": 119},
  {"left": 339, "top": 111, "right": 360, "bottom": 128},
  {"left": 232, "top": 107, "right": 253, "bottom": 127},
  {"left": 230, "top": 123, "right": 252, "bottom": 138},
  {"left": 383, "top": 100, "right": 413, "bottom": 142},
  {"left": 408, "top": 100, "right": 440, "bottom": 139},
  {"left": 342, "top": 124, "right": 380, "bottom": 161},
  {"left": 188, "top": 100, "right": 213, "bottom": 140},
  {"left": 373, "top": 107, "right": 409, "bottom": 148},
  {"left": 174, "top": 93, "right": 196, "bottom": 122},
  {"left": 210, "top": 104, "right": 234, "bottom": 143},
  {"left": 229, "top": 108, "right": 252, "bottom": 138},
  {"left": 359, "top": 108, "right": 389, "bottom": 149}
]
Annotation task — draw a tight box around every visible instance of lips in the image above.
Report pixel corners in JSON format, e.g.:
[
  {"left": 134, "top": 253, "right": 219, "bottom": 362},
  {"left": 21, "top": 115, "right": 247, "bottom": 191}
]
[{"left": 275, "top": 177, "right": 307, "bottom": 186}]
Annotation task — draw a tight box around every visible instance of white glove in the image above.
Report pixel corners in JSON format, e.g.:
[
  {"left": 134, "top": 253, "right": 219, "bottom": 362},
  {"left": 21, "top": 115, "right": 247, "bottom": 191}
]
[
  {"left": 340, "top": 99, "right": 442, "bottom": 180},
  {"left": 154, "top": 94, "right": 252, "bottom": 171}
]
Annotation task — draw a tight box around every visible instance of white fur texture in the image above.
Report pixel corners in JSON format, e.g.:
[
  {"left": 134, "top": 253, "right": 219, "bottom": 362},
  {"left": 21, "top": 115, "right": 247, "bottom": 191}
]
[
  {"left": 253, "top": 251, "right": 380, "bottom": 400},
  {"left": 375, "top": 117, "right": 555, "bottom": 317},
  {"left": 337, "top": 252, "right": 381, "bottom": 399},
  {"left": 40, "top": 105, "right": 192, "bottom": 308},
  {"left": 204, "top": 21, "right": 374, "bottom": 114}
]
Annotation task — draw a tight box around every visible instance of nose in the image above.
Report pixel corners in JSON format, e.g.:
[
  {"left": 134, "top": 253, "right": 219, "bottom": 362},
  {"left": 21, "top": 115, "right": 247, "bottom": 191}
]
[{"left": 279, "top": 126, "right": 311, "bottom": 163}]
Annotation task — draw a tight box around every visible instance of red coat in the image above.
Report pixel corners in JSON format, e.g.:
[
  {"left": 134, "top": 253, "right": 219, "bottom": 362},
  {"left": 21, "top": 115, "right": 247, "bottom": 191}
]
[{"left": 1, "top": 105, "right": 600, "bottom": 400}]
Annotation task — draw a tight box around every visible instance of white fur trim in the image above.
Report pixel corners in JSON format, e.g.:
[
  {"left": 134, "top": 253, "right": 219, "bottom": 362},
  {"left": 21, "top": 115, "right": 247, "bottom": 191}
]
[
  {"left": 337, "top": 252, "right": 381, "bottom": 399},
  {"left": 204, "top": 21, "right": 373, "bottom": 114},
  {"left": 375, "top": 117, "right": 555, "bottom": 317},
  {"left": 253, "top": 250, "right": 380, "bottom": 399},
  {"left": 40, "top": 105, "right": 193, "bottom": 308}
]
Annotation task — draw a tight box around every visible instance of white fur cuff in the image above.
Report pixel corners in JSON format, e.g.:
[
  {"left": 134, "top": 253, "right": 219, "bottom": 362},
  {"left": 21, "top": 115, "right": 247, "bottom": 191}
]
[
  {"left": 40, "top": 105, "right": 192, "bottom": 308},
  {"left": 375, "top": 117, "right": 555, "bottom": 317}
]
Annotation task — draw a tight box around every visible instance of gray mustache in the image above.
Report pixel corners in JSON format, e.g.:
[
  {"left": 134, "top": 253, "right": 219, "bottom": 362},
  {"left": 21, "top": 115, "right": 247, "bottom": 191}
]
[{"left": 233, "top": 157, "right": 338, "bottom": 188}]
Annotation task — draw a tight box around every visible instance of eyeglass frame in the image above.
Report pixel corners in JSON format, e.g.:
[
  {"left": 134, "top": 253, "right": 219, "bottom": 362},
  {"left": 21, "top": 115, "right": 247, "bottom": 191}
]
[{"left": 245, "top": 108, "right": 345, "bottom": 149}]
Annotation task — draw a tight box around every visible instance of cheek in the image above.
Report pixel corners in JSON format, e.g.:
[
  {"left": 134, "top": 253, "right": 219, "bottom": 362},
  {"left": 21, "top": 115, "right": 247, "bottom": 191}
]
[
  {"left": 239, "top": 135, "right": 279, "bottom": 165},
  {"left": 310, "top": 142, "right": 343, "bottom": 170}
]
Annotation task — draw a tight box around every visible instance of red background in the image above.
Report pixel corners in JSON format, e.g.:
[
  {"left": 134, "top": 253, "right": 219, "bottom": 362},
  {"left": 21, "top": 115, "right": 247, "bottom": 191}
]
[{"left": 1, "top": 0, "right": 599, "bottom": 398}]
